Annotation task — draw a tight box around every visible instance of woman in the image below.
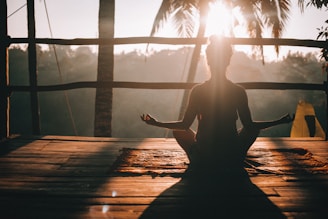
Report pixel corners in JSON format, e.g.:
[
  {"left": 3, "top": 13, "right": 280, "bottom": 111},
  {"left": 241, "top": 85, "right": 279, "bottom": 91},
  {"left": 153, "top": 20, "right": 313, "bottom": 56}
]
[{"left": 141, "top": 36, "right": 293, "bottom": 172}]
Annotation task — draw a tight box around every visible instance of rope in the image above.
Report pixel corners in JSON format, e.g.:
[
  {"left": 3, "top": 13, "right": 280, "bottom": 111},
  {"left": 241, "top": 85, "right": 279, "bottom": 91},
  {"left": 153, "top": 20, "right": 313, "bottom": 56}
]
[
  {"left": 7, "top": 3, "right": 27, "bottom": 18},
  {"left": 43, "top": 0, "right": 78, "bottom": 135}
]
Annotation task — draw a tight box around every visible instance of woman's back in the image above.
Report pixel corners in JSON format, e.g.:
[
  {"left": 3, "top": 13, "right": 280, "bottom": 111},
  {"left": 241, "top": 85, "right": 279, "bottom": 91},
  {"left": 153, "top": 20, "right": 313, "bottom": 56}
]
[{"left": 192, "top": 80, "right": 244, "bottom": 145}]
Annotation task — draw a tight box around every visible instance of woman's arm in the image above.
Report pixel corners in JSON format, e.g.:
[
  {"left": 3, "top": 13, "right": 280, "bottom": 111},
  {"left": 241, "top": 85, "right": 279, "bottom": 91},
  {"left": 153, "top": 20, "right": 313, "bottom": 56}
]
[
  {"left": 140, "top": 112, "right": 194, "bottom": 130},
  {"left": 141, "top": 89, "right": 198, "bottom": 130},
  {"left": 238, "top": 89, "right": 293, "bottom": 130}
]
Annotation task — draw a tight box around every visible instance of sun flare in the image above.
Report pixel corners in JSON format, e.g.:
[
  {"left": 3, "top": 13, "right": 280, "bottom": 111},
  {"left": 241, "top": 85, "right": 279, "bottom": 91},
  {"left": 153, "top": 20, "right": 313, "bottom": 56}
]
[{"left": 205, "top": 2, "right": 235, "bottom": 37}]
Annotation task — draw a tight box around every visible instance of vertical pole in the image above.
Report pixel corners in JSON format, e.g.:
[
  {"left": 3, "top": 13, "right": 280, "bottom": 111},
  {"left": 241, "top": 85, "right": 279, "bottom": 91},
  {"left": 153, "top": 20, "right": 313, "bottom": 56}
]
[
  {"left": 323, "top": 43, "right": 328, "bottom": 140},
  {"left": 0, "top": 0, "right": 9, "bottom": 140},
  {"left": 324, "top": 81, "right": 328, "bottom": 141},
  {"left": 27, "top": 0, "right": 41, "bottom": 134},
  {"left": 94, "top": 0, "right": 115, "bottom": 137},
  {"left": 326, "top": 62, "right": 328, "bottom": 140}
]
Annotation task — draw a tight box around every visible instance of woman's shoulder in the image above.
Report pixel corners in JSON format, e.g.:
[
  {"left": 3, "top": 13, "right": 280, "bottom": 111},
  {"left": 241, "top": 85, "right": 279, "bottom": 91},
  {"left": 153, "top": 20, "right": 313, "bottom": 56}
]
[
  {"left": 225, "top": 81, "right": 247, "bottom": 100},
  {"left": 191, "top": 81, "right": 209, "bottom": 94},
  {"left": 229, "top": 81, "right": 246, "bottom": 92}
]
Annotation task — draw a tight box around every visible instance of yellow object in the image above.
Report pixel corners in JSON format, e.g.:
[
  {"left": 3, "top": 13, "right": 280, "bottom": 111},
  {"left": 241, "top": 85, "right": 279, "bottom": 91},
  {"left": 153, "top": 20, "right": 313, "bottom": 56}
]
[{"left": 290, "top": 100, "right": 325, "bottom": 138}]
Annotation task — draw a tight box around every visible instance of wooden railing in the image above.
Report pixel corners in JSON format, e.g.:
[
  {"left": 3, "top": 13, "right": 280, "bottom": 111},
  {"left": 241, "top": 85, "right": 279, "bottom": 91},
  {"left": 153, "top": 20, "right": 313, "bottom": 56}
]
[
  {"left": 1, "top": 0, "right": 328, "bottom": 139},
  {"left": 8, "top": 36, "right": 328, "bottom": 48},
  {"left": 8, "top": 81, "right": 328, "bottom": 92}
]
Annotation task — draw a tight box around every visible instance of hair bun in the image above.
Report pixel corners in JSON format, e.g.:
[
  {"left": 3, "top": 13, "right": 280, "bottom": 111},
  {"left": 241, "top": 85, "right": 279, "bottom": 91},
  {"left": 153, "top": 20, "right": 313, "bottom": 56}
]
[
  {"left": 208, "top": 35, "right": 231, "bottom": 46},
  {"left": 206, "top": 35, "right": 232, "bottom": 58}
]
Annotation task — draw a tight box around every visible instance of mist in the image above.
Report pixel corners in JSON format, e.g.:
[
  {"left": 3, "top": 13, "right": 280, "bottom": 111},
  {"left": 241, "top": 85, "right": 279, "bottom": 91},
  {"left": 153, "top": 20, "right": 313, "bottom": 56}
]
[{"left": 8, "top": 45, "right": 326, "bottom": 137}]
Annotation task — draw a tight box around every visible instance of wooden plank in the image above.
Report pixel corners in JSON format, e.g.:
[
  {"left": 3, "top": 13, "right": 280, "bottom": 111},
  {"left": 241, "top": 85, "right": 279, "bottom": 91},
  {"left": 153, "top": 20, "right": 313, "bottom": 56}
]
[{"left": 0, "top": 136, "right": 327, "bottom": 219}]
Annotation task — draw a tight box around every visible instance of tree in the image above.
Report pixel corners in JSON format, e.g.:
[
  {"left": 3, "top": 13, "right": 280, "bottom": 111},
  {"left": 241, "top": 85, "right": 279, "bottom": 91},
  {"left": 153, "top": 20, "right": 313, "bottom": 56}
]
[
  {"left": 298, "top": 0, "right": 328, "bottom": 10},
  {"left": 94, "top": 0, "right": 115, "bottom": 137},
  {"left": 150, "top": 0, "right": 291, "bottom": 118},
  {"left": 298, "top": 0, "right": 328, "bottom": 61}
]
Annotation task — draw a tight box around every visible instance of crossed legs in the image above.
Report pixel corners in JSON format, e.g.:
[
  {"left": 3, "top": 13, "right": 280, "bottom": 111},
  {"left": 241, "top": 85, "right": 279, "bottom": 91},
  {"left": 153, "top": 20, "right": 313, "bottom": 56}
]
[
  {"left": 172, "top": 129, "right": 196, "bottom": 162},
  {"left": 172, "top": 113, "right": 294, "bottom": 164},
  {"left": 173, "top": 127, "right": 259, "bottom": 164}
]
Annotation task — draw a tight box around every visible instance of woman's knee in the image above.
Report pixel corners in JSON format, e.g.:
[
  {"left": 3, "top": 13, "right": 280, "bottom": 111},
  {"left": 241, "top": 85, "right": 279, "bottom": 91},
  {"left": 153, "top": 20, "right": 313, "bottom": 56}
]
[
  {"left": 173, "top": 129, "right": 195, "bottom": 147},
  {"left": 238, "top": 127, "right": 259, "bottom": 139}
]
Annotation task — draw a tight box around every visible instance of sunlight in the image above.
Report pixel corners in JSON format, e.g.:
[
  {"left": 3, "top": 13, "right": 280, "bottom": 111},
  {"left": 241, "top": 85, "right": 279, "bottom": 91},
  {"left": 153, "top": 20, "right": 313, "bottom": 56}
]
[
  {"left": 205, "top": 2, "right": 235, "bottom": 37},
  {"left": 204, "top": 2, "right": 283, "bottom": 62}
]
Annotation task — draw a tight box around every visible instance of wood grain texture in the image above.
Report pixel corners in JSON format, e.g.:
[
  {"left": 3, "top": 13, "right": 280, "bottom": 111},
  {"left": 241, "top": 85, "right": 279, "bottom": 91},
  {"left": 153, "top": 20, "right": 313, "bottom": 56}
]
[{"left": 0, "top": 136, "right": 327, "bottom": 218}]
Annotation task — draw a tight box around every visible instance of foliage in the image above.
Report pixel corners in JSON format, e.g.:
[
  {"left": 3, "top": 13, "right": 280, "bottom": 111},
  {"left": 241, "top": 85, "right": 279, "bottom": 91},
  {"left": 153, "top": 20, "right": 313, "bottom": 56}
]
[
  {"left": 298, "top": 0, "right": 328, "bottom": 61},
  {"left": 8, "top": 46, "right": 325, "bottom": 137},
  {"left": 298, "top": 0, "right": 328, "bottom": 10},
  {"left": 152, "top": 0, "right": 291, "bottom": 39}
]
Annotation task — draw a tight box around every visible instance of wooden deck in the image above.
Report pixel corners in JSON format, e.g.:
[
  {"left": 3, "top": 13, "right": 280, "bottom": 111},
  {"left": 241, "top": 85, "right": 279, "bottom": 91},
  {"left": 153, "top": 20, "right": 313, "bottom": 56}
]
[{"left": 0, "top": 136, "right": 327, "bottom": 219}]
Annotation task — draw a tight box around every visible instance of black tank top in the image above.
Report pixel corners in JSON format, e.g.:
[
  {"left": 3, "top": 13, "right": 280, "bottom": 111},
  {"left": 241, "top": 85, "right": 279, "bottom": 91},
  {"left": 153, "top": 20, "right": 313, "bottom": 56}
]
[{"left": 191, "top": 80, "right": 243, "bottom": 144}]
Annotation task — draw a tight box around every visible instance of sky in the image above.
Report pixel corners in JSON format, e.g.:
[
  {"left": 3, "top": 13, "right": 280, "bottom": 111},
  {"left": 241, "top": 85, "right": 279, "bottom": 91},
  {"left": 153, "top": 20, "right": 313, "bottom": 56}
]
[{"left": 6, "top": 0, "right": 328, "bottom": 60}]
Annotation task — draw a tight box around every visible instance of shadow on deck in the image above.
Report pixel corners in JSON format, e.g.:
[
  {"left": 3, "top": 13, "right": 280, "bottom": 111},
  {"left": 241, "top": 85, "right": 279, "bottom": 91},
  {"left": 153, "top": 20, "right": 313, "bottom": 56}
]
[{"left": 0, "top": 136, "right": 327, "bottom": 218}]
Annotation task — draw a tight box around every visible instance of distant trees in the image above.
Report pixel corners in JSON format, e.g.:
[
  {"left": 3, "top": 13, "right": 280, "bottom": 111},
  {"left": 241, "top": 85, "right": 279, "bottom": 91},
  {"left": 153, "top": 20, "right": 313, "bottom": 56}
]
[
  {"left": 8, "top": 46, "right": 325, "bottom": 137},
  {"left": 9, "top": 46, "right": 97, "bottom": 135}
]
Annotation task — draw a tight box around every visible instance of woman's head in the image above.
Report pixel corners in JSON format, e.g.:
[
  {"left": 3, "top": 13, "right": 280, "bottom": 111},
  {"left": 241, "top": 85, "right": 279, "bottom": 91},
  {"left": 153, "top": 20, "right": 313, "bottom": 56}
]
[{"left": 205, "top": 35, "right": 233, "bottom": 77}]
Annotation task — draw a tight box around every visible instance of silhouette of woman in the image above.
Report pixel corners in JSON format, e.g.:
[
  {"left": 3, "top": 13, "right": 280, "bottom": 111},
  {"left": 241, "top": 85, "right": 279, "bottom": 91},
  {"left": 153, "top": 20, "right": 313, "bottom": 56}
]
[{"left": 141, "top": 35, "right": 293, "bottom": 173}]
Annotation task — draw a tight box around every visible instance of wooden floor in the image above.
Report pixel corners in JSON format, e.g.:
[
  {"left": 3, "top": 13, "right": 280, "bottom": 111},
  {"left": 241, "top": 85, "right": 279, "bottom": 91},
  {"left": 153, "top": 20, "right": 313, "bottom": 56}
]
[{"left": 0, "top": 135, "right": 328, "bottom": 219}]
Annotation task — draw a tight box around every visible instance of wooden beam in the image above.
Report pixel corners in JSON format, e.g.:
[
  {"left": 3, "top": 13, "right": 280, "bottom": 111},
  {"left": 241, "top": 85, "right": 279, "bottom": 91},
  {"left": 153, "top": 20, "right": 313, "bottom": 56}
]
[
  {"left": 8, "top": 37, "right": 328, "bottom": 48},
  {"left": 9, "top": 81, "right": 327, "bottom": 92},
  {"left": 27, "top": 0, "right": 41, "bottom": 135},
  {"left": 0, "top": 0, "right": 9, "bottom": 139}
]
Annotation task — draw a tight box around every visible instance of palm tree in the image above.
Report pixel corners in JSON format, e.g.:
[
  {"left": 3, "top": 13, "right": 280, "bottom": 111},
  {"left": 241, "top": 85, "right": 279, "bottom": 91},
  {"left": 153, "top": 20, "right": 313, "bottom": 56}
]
[
  {"left": 150, "top": 0, "right": 291, "bottom": 118},
  {"left": 94, "top": 0, "right": 115, "bottom": 137},
  {"left": 152, "top": 0, "right": 291, "bottom": 53},
  {"left": 298, "top": 0, "right": 328, "bottom": 10},
  {"left": 298, "top": 0, "right": 328, "bottom": 60}
]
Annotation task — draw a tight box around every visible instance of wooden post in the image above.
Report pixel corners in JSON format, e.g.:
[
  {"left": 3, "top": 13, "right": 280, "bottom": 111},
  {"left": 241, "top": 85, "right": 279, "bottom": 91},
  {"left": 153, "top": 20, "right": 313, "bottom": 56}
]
[
  {"left": 94, "top": 0, "right": 115, "bottom": 137},
  {"left": 326, "top": 65, "right": 328, "bottom": 140},
  {"left": 0, "top": 0, "right": 9, "bottom": 139},
  {"left": 326, "top": 84, "right": 328, "bottom": 140},
  {"left": 27, "top": 0, "right": 41, "bottom": 134}
]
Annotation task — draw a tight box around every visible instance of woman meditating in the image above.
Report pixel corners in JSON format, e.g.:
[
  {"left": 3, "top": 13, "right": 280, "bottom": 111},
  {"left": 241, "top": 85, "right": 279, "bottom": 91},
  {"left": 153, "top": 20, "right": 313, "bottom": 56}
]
[{"left": 141, "top": 36, "right": 293, "bottom": 173}]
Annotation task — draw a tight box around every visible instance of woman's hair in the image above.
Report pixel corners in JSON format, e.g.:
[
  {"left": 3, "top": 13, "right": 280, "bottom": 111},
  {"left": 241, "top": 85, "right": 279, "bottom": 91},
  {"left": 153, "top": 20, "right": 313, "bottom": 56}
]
[{"left": 205, "top": 35, "right": 232, "bottom": 63}]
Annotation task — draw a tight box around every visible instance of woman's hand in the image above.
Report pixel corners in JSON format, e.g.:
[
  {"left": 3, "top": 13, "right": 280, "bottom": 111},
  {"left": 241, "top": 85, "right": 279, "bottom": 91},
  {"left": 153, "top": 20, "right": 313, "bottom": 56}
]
[
  {"left": 140, "top": 114, "right": 158, "bottom": 126},
  {"left": 280, "top": 113, "right": 295, "bottom": 124}
]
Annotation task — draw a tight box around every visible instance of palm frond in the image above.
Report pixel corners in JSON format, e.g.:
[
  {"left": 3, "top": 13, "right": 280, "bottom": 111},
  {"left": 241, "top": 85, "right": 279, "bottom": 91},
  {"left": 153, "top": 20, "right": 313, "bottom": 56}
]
[
  {"left": 260, "top": 0, "right": 290, "bottom": 53},
  {"left": 172, "top": 3, "right": 197, "bottom": 37},
  {"left": 298, "top": 0, "right": 306, "bottom": 12},
  {"left": 308, "top": 0, "right": 328, "bottom": 8},
  {"left": 150, "top": 0, "right": 200, "bottom": 37},
  {"left": 238, "top": 1, "right": 261, "bottom": 37},
  {"left": 150, "top": 0, "right": 174, "bottom": 36},
  {"left": 275, "top": 0, "right": 290, "bottom": 35}
]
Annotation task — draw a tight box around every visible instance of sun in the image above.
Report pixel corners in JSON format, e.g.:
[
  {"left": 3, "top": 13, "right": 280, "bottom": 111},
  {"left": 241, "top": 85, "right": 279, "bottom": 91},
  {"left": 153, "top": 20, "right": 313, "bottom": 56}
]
[
  {"left": 205, "top": 2, "right": 245, "bottom": 37},
  {"left": 205, "top": 2, "right": 235, "bottom": 37}
]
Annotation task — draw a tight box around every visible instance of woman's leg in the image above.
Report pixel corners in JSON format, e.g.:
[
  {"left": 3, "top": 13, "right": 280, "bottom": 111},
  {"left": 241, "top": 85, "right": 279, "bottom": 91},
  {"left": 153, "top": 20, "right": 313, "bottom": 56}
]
[
  {"left": 238, "top": 127, "right": 260, "bottom": 157},
  {"left": 239, "top": 113, "right": 294, "bottom": 156},
  {"left": 172, "top": 129, "right": 196, "bottom": 162}
]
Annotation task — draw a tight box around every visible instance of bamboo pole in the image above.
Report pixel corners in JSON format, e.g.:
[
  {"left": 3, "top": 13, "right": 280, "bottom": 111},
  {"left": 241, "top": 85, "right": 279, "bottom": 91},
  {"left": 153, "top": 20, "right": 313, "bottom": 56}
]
[
  {"left": 8, "top": 37, "right": 328, "bottom": 48},
  {"left": 8, "top": 81, "right": 326, "bottom": 92},
  {"left": 27, "top": 0, "right": 41, "bottom": 135},
  {"left": 0, "top": 0, "right": 9, "bottom": 140}
]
